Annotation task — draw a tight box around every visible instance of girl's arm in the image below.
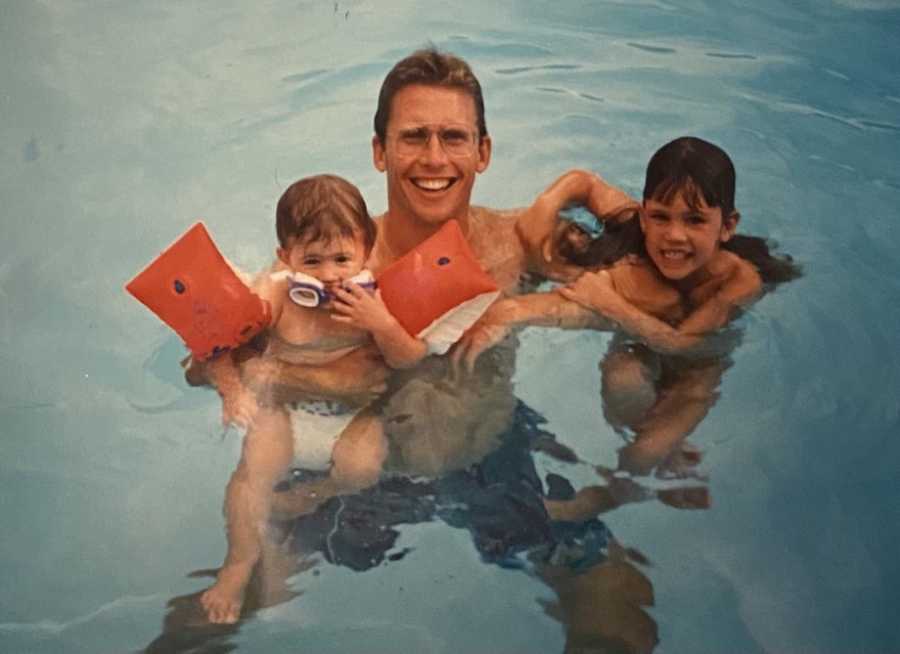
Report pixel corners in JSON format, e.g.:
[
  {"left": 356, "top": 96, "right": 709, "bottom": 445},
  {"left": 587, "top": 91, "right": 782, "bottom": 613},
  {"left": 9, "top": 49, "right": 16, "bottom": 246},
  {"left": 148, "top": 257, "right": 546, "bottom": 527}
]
[
  {"left": 560, "top": 259, "right": 762, "bottom": 354},
  {"left": 330, "top": 284, "right": 428, "bottom": 369},
  {"left": 560, "top": 272, "right": 703, "bottom": 353},
  {"left": 516, "top": 169, "right": 638, "bottom": 274},
  {"left": 453, "top": 254, "right": 761, "bottom": 369}
]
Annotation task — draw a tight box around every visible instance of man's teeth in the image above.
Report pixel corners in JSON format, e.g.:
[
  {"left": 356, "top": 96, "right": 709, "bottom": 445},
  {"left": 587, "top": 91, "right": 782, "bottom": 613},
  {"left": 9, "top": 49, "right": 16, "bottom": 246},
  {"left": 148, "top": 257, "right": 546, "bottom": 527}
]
[
  {"left": 661, "top": 250, "right": 689, "bottom": 260},
  {"left": 414, "top": 178, "right": 452, "bottom": 191}
]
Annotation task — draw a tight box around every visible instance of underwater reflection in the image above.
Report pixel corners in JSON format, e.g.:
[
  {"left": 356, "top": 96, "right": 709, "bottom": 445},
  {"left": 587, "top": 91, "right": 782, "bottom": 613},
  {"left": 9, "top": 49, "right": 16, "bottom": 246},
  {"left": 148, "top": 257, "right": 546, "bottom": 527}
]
[
  {"left": 143, "top": 400, "right": 669, "bottom": 654},
  {"left": 601, "top": 335, "right": 733, "bottom": 480},
  {"left": 146, "top": 315, "right": 735, "bottom": 653}
]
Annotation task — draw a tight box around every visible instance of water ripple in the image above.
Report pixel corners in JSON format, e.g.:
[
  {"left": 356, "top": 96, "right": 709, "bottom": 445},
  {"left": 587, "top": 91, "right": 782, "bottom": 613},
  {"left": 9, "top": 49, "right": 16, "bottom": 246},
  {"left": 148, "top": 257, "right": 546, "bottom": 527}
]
[
  {"left": 282, "top": 68, "right": 330, "bottom": 84},
  {"left": 705, "top": 51, "right": 757, "bottom": 60},
  {"left": 740, "top": 93, "right": 900, "bottom": 133},
  {"left": 824, "top": 68, "right": 851, "bottom": 81},
  {"left": 857, "top": 118, "right": 900, "bottom": 132},
  {"left": 495, "top": 63, "right": 581, "bottom": 75},
  {"left": 626, "top": 42, "right": 676, "bottom": 54}
]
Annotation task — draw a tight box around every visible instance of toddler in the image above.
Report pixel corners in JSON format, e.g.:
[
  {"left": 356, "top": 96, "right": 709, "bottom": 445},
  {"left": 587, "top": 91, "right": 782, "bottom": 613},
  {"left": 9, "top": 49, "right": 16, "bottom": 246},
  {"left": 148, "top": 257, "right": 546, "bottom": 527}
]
[{"left": 202, "top": 174, "right": 428, "bottom": 623}]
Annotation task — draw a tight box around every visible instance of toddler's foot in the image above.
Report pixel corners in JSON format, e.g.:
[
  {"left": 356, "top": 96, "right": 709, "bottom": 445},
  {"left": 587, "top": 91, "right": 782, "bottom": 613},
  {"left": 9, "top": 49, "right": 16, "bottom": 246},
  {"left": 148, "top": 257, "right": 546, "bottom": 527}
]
[{"left": 200, "top": 563, "right": 253, "bottom": 624}]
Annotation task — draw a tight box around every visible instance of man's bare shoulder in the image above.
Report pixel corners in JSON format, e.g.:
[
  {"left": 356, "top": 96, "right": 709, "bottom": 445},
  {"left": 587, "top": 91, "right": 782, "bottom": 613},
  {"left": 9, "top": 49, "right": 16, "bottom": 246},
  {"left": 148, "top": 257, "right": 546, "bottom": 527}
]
[
  {"left": 467, "top": 206, "right": 530, "bottom": 290},
  {"left": 470, "top": 205, "right": 523, "bottom": 226}
]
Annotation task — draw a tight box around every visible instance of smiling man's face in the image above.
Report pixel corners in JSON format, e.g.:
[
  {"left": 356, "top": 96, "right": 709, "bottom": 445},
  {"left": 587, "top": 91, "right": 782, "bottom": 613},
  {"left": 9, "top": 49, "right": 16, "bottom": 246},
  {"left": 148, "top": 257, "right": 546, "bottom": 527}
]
[{"left": 373, "top": 84, "right": 491, "bottom": 229}]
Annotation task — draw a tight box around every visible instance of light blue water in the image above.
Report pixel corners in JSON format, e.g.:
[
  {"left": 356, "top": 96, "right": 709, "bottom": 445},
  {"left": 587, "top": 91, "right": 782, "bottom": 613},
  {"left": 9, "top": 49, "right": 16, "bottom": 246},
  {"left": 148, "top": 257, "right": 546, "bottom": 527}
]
[{"left": 2, "top": 1, "right": 899, "bottom": 653}]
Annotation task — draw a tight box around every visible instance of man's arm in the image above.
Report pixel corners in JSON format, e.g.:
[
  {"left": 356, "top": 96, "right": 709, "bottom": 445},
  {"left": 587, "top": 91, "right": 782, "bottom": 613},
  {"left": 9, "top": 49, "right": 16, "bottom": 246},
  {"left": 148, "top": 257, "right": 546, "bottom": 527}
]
[
  {"left": 238, "top": 346, "right": 390, "bottom": 406},
  {"left": 452, "top": 291, "right": 615, "bottom": 371},
  {"left": 560, "top": 274, "right": 705, "bottom": 353},
  {"left": 205, "top": 353, "right": 259, "bottom": 427},
  {"left": 516, "top": 169, "right": 638, "bottom": 278}
]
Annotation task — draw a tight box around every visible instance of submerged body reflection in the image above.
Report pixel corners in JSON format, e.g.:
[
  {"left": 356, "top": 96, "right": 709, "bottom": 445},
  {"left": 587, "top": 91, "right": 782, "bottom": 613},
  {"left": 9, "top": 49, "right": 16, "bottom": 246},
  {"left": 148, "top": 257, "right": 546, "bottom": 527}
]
[{"left": 144, "top": 397, "right": 664, "bottom": 654}]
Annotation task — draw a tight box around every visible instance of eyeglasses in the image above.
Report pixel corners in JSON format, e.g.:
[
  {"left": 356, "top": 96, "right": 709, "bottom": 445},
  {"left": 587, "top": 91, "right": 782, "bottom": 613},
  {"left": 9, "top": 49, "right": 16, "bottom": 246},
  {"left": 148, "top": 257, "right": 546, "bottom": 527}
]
[{"left": 391, "top": 124, "right": 480, "bottom": 157}]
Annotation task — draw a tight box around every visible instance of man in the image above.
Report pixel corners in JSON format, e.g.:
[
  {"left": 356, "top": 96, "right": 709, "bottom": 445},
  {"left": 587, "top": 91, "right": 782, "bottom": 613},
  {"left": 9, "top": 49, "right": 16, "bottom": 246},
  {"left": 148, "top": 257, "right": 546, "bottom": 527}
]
[
  {"left": 222, "top": 48, "right": 596, "bottom": 476},
  {"left": 184, "top": 49, "right": 657, "bottom": 642}
]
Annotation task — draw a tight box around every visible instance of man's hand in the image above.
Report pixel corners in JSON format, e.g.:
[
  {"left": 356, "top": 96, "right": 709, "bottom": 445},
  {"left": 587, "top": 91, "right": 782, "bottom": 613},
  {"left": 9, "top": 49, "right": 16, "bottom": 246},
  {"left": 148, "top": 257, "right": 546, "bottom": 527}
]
[
  {"left": 220, "top": 387, "right": 259, "bottom": 429},
  {"left": 451, "top": 298, "right": 518, "bottom": 373}
]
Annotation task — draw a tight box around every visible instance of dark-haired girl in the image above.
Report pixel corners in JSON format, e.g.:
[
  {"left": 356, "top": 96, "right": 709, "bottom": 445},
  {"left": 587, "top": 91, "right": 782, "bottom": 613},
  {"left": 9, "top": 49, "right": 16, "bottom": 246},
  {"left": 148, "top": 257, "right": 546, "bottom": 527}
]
[{"left": 457, "top": 136, "right": 800, "bottom": 475}]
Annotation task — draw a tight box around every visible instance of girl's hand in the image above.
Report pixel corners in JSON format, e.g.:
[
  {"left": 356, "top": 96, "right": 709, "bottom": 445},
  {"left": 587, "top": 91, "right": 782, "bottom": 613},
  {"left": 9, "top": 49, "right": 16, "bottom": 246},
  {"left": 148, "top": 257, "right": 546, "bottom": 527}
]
[
  {"left": 558, "top": 270, "right": 621, "bottom": 313},
  {"left": 330, "top": 283, "right": 397, "bottom": 334}
]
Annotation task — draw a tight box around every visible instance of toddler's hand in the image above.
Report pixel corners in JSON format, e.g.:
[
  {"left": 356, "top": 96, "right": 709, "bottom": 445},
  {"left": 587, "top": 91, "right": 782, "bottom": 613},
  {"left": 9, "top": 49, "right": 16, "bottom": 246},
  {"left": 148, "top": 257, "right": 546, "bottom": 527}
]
[{"left": 330, "top": 283, "right": 397, "bottom": 334}]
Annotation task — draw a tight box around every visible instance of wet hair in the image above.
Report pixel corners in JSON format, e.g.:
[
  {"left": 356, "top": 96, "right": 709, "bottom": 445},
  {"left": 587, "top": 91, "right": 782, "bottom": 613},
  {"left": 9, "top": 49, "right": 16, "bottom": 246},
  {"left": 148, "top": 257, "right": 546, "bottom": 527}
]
[
  {"left": 373, "top": 47, "right": 487, "bottom": 144},
  {"left": 275, "top": 174, "right": 376, "bottom": 252},
  {"left": 561, "top": 137, "right": 802, "bottom": 286},
  {"left": 644, "top": 136, "right": 737, "bottom": 215}
]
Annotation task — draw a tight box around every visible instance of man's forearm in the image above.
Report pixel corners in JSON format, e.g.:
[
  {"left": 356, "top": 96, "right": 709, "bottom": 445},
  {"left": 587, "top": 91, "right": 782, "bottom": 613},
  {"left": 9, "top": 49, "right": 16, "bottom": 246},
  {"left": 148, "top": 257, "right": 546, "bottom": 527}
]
[
  {"left": 581, "top": 290, "right": 705, "bottom": 354},
  {"left": 239, "top": 348, "right": 390, "bottom": 404},
  {"left": 499, "top": 292, "right": 616, "bottom": 331}
]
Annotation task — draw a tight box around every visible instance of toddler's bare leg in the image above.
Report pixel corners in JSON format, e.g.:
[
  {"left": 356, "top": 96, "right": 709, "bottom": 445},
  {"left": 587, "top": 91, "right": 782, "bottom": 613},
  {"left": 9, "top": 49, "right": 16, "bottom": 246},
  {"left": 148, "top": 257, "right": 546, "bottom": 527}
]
[
  {"left": 270, "top": 411, "right": 386, "bottom": 519},
  {"left": 330, "top": 411, "right": 387, "bottom": 493},
  {"left": 201, "top": 408, "right": 293, "bottom": 624}
]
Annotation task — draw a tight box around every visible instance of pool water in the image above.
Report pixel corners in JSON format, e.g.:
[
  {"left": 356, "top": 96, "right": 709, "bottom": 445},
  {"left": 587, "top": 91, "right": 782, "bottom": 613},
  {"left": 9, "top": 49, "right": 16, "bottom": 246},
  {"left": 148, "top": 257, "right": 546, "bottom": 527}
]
[{"left": 2, "top": 1, "right": 899, "bottom": 653}]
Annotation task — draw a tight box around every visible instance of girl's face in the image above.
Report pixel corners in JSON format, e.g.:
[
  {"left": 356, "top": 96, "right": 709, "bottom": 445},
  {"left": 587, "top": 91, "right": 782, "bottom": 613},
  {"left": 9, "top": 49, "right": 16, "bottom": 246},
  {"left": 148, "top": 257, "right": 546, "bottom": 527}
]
[
  {"left": 639, "top": 189, "right": 737, "bottom": 284},
  {"left": 278, "top": 231, "right": 368, "bottom": 295}
]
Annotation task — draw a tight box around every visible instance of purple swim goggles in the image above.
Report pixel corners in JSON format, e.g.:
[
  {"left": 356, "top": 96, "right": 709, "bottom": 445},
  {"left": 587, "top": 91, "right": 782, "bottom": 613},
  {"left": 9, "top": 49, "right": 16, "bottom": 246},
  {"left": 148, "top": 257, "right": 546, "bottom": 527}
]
[{"left": 284, "top": 270, "right": 377, "bottom": 308}]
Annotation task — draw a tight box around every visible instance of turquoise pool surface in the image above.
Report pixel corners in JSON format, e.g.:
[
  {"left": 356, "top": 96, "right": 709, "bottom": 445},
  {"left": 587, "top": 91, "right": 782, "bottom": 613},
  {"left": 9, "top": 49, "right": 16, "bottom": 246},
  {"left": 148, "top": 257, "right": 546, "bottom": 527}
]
[{"left": 2, "top": 1, "right": 899, "bottom": 652}]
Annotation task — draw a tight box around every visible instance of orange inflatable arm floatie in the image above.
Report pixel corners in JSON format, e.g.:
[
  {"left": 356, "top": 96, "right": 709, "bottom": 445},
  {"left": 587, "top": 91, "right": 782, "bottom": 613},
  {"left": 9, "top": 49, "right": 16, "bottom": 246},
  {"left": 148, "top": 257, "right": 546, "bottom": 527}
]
[
  {"left": 125, "top": 222, "right": 270, "bottom": 361},
  {"left": 377, "top": 219, "right": 500, "bottom": 354}
]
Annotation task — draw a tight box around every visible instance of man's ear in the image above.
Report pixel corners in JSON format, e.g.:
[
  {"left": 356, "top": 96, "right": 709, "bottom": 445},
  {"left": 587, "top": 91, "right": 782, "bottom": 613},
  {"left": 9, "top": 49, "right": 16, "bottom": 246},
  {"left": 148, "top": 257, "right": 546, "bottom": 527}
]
[
  {"left": 372, "top": 135, "right": 386, "bottom": 172},
  {"left": 475, "top": 135, "right": 492, "bottom": 174},
  {"left": 720, "top": 210, "right": 740, "bottom": 242}
]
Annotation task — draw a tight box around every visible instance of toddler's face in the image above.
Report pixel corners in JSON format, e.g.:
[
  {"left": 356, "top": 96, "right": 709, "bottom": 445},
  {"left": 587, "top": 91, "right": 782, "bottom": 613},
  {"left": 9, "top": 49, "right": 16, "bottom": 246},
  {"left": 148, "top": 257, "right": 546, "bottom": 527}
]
[
  {"left": 279, "top": 231, "right": 368, "bottom": 295},
  {"left": 639, "top": 190, "right": 735, "bottom": 283}
]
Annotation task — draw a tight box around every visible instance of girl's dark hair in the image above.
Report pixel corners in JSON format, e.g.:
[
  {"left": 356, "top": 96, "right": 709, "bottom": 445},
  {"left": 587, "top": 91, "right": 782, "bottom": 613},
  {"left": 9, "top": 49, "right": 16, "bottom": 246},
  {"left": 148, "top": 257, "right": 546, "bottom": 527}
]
[
  {"left": 561, "top": 137, "right": 801, "bottom": 286},
  {"left": 644, "top": 136, "right": 737, "bottom": 216},
  {"left": 276, "top": 174, "right": 376, "bottom": 252}
]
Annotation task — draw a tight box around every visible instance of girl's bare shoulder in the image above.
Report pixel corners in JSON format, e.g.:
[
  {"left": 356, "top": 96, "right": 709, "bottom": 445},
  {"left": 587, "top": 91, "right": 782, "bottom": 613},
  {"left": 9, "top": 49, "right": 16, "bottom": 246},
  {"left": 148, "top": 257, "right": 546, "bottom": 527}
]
[{"left": 607, "top": 257, "right": 683, "bottom": 320}]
